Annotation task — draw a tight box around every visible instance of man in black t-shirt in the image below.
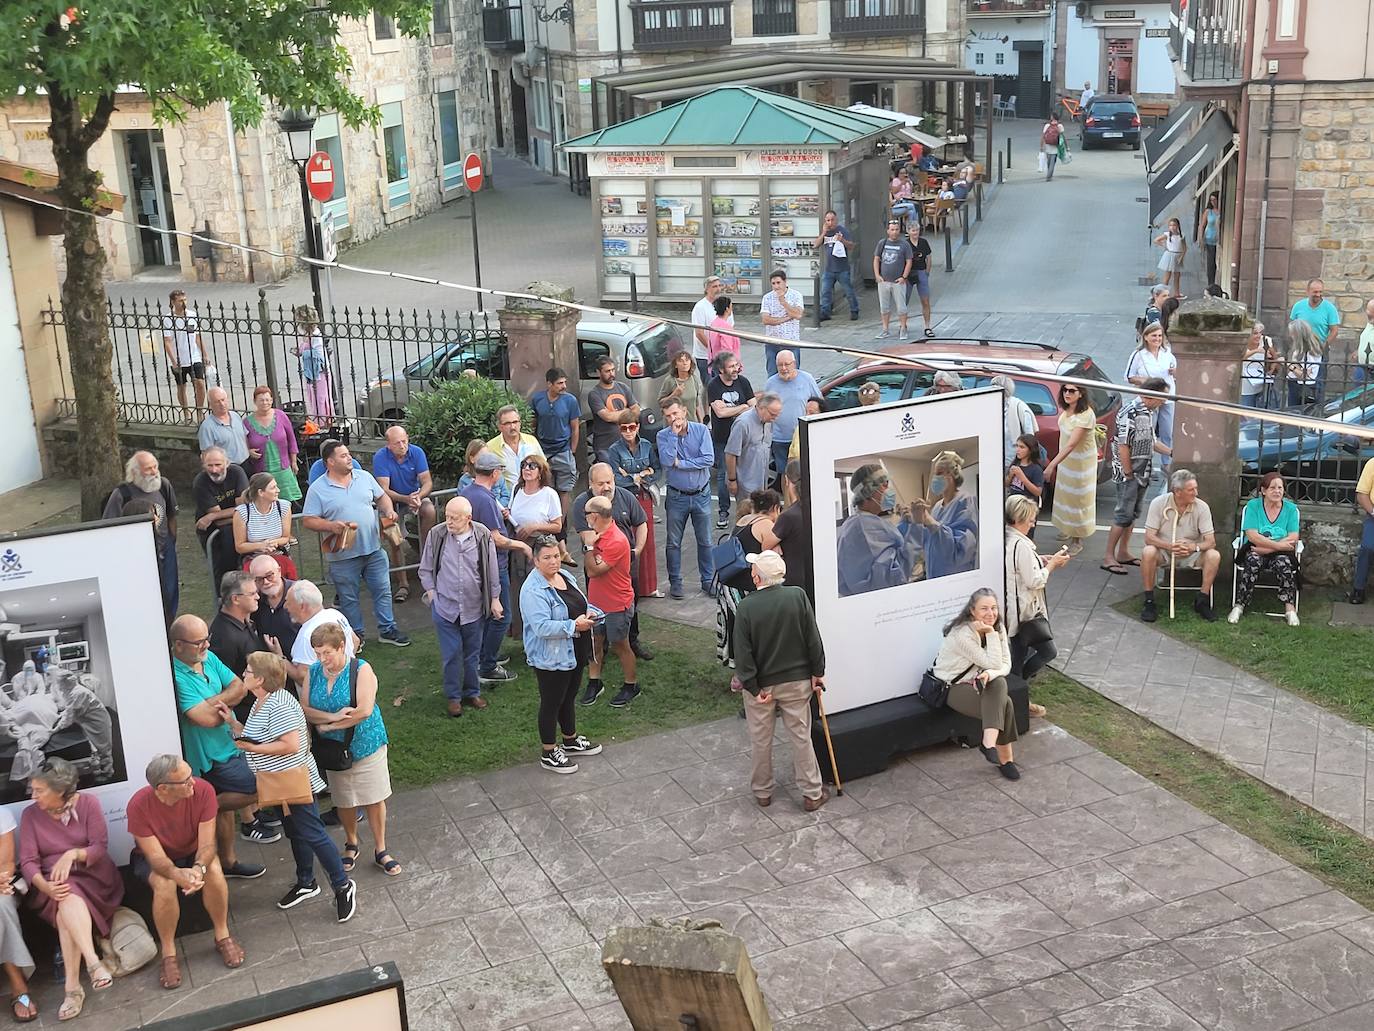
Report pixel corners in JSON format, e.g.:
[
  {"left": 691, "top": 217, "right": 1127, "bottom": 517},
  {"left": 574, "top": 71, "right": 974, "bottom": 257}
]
[
  {"left": 193, "top": 447, "right": 249, "bottom": 588},
  {"left": 706, "top": 352, "right": 756, "bottom": 528},
  {"left": 904, "top": 224, "right": 937, "bottom": 339},
  {"left": 771, "top": 459, "right": 812, "bottom": 593}
]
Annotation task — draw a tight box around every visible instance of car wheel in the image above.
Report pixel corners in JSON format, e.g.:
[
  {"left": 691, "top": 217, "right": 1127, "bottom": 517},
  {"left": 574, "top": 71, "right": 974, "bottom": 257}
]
[{"left": 1131, "top": 140, "right": 1141, "bottom": 151}]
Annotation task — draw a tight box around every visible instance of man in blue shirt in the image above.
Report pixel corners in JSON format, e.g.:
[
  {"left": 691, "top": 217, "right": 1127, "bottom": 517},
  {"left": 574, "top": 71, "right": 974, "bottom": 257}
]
[
  {"left": 302, "top": 440, "right": 410, "bottom": 648},
  {"left": 372, "top": 425, "right": 435, "bottom": 604},
  {"left": 530, "top": 368, "right": 582, "bottom": 564},
  {"left": 812, "top": 209, "right": 859, "bottom": 322},
  {"left": 460, "top": 450, "right": 533, "bottom": 682},
  {"left": 656, "top": 398, "right": 716, "bottom": 598},
  {"left": 1290, "top": 279, "right": 1342, "bottom": 403},
  {"left": 764, "top": 350, "right": 822, "bottom": 489}
]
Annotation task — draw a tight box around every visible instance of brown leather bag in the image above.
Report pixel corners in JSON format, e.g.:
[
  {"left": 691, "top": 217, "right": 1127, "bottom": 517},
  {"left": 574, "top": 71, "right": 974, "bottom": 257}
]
[
  {"left": 321, "top": 522, "right": 357, "bottom": 554},
  {"left": 254, "top": 766, "right": 313, "bottom": 813}
]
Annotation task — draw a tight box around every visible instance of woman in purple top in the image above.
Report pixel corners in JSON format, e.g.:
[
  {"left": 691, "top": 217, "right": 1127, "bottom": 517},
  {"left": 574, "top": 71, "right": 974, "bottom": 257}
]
[
  {"left": 19, "top": 759, "right": 123, "bottom": 1020},
  {"left": 243, "top": 384, "right": 302, "bottom": 504}
]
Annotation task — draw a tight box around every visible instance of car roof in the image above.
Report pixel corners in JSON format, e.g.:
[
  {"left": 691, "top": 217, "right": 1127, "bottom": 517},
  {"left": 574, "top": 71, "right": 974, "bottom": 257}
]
[
  {"left": 841, "top": 341, "right": 1078, "bottom": 374},
  {"left": 576, "top": 318, "right": 666, "bottom": 342},
  {"left": 1086, "top": 94, "right": 1135, "bottom": 106}
]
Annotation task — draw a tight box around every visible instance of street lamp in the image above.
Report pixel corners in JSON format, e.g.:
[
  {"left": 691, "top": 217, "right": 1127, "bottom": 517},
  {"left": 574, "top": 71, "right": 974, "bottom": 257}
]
[{"left": 277, "top": 107, "right": 325, "bottom": 320}]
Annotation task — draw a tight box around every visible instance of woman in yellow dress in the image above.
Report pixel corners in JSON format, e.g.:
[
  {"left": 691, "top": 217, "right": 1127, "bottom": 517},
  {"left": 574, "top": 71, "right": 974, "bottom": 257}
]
[{"left": 1042, "top": 384, "right": 1097, "bottom": 555}]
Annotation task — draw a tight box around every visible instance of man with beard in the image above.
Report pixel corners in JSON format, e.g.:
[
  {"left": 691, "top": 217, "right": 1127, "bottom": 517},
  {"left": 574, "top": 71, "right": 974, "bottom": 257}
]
[
  {"left": 836, "top": 463, "right": 921, "bottom": 597},
  {"left": 104, "top": 450, "right": 180, "bottom": 622},
  {"left": 586, "top": 357, "right": 640, "bottom": 464},
  {"left": 193, "top": 447, "right": 249, "bottom": 588},
  {"left": 570, "top": 463, "right": 651, "bottom": 660}
]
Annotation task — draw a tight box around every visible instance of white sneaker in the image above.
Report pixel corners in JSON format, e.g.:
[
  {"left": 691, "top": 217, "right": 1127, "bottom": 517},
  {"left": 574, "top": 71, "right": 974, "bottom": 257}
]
[
  {"left": 1286, "top": 610, "right": 1300, "bottom": 627},
  {"left": 1227, "top": 605, "right": 1243, "bottom": 624}
]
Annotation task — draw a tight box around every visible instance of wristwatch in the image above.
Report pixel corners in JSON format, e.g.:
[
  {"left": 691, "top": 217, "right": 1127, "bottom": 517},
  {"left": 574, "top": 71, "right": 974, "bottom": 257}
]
[{"left": 195, "top": 863, "right": 207, "bottom": 876}]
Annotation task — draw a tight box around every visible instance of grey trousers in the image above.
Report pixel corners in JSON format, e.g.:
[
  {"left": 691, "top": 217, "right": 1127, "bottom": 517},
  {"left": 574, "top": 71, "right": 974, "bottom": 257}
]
[{"left": 947, "top": 676, "right": 1018, "bottom": 746}]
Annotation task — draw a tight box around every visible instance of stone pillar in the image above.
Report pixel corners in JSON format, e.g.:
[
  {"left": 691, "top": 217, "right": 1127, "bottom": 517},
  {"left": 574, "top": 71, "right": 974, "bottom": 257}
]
[
  {"left": 1168, "top": 296, "right": 1253, "bottom": 557},
  {"left": 498, "top": 281, "right": 582, "bottom": 408},
  {"left": 602, "top": 923, "right": 771, "bottom": 1029}
]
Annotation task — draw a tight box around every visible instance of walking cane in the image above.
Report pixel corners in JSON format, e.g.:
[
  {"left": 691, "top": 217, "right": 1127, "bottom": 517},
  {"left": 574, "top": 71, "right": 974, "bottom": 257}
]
[
  {"left": 1169, "top": 506, "right": 1180, "bottom": 619},
  {"left": 815, "top": 684, "right": 843, "bottom": 796}
]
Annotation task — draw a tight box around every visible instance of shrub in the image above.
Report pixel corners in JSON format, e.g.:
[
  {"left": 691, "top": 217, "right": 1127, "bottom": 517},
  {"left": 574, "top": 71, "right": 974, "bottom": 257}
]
[{"left": 404, "top": 377, "right": 532, "bottom": 483}]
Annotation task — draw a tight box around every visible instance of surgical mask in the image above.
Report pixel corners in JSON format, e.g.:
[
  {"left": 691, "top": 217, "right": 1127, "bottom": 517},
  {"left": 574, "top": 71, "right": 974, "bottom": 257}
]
[
  {"left": 929, "top": 475, "right": 947, "bottom": 495},
  {"left": 881, "top": 488, "right": 898, "bottom": 512}
]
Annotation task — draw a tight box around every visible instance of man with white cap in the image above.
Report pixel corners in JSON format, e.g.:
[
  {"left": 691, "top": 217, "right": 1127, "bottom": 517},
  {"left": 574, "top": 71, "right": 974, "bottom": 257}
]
[{"left": 732, "top": 550, "right": 828, "bottom": 812}]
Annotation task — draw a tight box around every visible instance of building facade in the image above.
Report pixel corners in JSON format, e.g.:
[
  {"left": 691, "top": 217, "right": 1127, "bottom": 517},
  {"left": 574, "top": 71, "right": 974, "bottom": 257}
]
[
  {"left": 964, "top": 1, "right": 1055, "bottom": 120},
  {"left": 1166, "top": 0, "right": 1374, "bottom": 330},
  {"left": 481, "top": 0, "right": 972, "bottom": 177},
  {"left": 1062, "top": 1, "right": 1176, "bottom": 103},
  {"left": 0, "top": 8, "right": 492, "bottom": 283}
]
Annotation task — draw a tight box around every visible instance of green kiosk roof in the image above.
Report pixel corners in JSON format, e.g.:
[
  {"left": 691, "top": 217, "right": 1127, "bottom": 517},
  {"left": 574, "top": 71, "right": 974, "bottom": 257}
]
[{"left": 562, "top": 85, "right": 896, "bottom": 151}]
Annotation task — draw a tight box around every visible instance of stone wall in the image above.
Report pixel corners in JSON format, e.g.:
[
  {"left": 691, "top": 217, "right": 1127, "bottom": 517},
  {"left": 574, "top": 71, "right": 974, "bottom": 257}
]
[{"left": 1293, "top": 503, "right": 1364, "bottom": 587}]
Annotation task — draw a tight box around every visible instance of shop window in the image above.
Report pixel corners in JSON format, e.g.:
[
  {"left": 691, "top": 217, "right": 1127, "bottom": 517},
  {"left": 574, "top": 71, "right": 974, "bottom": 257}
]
[
  {"left": 438, "top": 91, "right": 462, "bottom": 191},
  {"left": 432, "top": 0, "right": 452, "bottom": 35},
  {"left": 311, "top": 113, "right": 349, "bottom": 229},
  {"left": 381, "top": 101, "right": 410, "bottom": 208},
  {"left": 553, "top": 82, "right": 568, "bottom": 176}
]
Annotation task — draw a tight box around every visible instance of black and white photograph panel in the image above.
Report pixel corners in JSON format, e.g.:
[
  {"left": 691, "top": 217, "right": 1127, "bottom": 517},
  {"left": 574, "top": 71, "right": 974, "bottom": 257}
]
[
  {"left": 834, "top": 436, "right": 981, "bottom": 598},
  {"left": 0, "top": 578, "right": 124, "bottom": 802}
]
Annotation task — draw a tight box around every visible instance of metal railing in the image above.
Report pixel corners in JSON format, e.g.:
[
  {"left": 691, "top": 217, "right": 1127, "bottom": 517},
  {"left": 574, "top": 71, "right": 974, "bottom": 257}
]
[
  {"left": 1171, "top": 0, "right": 1245, "bottom": 82},
  {"left": 42, "top": 296, "right": 508, "bottom": 440},
  {"left": 967, "top": 0, "right": 1047, "bottom": 14},
  {"left": 628, "top": 0, "right": 732, "bottom": 50},
  {"left": 1235, "top": 357, "right": 1374, "bottom": 506},
  {"left": 481, "top": 2, "right": 524, "bottom": 49},
  {"left": 751, "top": 0, "right": 797, "bottom": 35},
  {"left": 829, "top": 0, "right": 923, "bottom": 37}
]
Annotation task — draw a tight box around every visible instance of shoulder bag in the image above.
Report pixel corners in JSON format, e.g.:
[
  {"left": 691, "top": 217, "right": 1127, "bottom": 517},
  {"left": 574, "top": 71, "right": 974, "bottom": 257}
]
[
  {"left": 310, "top": 657, "right": 360, "bottom": 771},
  {"left": 711, "top": 524, "right": 754, "bottom": 586},
  {"left": 917, "top": 663, "right": 975, "bottom": 710},
  {"left": 255, "top": 766, "right": 314, "bottom": 811}
]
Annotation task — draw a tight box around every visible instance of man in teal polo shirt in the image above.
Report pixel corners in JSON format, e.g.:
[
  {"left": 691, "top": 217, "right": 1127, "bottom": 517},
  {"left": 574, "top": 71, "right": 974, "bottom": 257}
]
[
  {"left": 1290, "top": 279, "right": 1342, "bottom": 403},
  {"left": 170, "top": 614, "right": 269, "bottom": 878}
]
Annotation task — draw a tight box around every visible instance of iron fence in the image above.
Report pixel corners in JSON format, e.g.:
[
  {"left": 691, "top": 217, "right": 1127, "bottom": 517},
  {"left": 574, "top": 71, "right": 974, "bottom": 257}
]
[{"left": 43, "top": 295, "right": 508, "bottom": 440}]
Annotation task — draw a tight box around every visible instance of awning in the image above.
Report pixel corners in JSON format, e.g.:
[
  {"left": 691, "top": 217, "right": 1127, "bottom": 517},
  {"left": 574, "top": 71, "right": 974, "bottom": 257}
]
[
  {"left": 1147, "top": 109, "right": 1235, "bottom": 226},
  {"left": 846, "top": 103, "right": 947, "bottom": 152},
  {"left": 1144, "top": 100, "right": 1204, "bottom": 172}
]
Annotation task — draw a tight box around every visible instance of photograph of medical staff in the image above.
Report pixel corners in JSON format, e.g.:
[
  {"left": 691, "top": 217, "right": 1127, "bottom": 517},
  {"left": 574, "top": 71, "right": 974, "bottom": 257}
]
[{"left": 834, "top": 438, "right": 980, "bottom": 597}]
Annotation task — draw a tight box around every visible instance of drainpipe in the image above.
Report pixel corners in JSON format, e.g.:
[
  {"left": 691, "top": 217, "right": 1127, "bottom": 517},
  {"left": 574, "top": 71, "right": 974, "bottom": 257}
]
[
  {"left": 1228, "top": 0, "right": 1261, "bottom": 301},
  {"left": 1254, "top": 71, "right": 1277, "bottom": 318},
  {"left": 223, "top": 105, "right": 255, "bottom": 282},
  {"left": 615, "top": 0, "right": 624, "bottom": 72}
]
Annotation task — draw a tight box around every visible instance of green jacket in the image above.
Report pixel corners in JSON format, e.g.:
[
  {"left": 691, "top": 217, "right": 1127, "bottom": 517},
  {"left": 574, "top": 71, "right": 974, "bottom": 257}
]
[{"left": 733, "top": 585, "right": 825, "bottom": 695}]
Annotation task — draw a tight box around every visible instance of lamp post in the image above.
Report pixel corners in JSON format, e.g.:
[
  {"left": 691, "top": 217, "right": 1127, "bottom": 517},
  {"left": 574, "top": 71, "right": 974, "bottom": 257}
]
[{"left": 278, "top": 107, "right": 326, "bottom": 320}]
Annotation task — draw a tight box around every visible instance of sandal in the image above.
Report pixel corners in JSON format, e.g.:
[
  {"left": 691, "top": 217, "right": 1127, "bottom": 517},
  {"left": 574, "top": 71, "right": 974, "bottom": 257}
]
[
  {"left": 375, "top": 850, "right": 403, "bottom": 876},
  {"left": 90, "top": 963, "right": 113, "bottom": 991},
  {"left": 158, "top": 955, "right": 181, "bottom": 990},
  {"left": 393, "top": 585, "right": 410, "bottom": 604},
  {"left": 924, "top": 327, "right": 936, "bottom": 338},
  {"left": 57, "top": 988, "right": 83, "bottom": 1022},
  {"left": 10, "top": 993, "right": 36, "bottom": 1023},
  {"left": 1099, "top": 563, "right": 1128, "bottom": 576},
  {"left": 1118, "top": 557, "right": 1141, "bottom": 567},
  {"left": 341, "top": 842, "right": 361, "bottom": 873},
  {"left": 214, "top": 935, "right": 245, "bottom": 969}
]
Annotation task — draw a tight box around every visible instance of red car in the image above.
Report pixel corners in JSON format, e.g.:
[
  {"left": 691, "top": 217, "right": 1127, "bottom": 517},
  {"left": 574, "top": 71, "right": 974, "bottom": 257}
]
[{"left": 819, "top": 339, "right": 1121, "bottom": 485}]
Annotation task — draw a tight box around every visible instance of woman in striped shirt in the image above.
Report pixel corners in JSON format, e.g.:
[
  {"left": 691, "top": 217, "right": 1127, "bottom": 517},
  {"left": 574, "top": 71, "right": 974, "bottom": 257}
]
[
  {"left": 233, "top": 473, "right": 297, "bottom": 578},
  {"left": 218, "top": 652, "right": 355, "bottom": 922}
]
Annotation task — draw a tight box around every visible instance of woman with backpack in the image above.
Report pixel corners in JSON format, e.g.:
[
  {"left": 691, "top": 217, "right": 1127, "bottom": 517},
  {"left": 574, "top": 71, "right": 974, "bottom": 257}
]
[
  {"left": 714, "top": 490, "right": 781, "bottom": 667},
  {"left": 1041, "top": 113, "right": 1064, "bottom": 181}
]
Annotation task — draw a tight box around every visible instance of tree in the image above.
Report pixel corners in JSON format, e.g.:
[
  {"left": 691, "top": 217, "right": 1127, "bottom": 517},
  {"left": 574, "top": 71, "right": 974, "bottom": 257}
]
[{"left": 0, "top": 1, "right": 429, "bottom": 518}]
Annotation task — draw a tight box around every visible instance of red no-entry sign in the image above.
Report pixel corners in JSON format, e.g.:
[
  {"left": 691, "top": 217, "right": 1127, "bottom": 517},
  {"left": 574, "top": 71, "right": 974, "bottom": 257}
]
[
  {"left": 305, "top": 152, "right": 335, "bottom": 203},
  {"left": 463, "top": 152, "right": 484, "bottom": 193}
]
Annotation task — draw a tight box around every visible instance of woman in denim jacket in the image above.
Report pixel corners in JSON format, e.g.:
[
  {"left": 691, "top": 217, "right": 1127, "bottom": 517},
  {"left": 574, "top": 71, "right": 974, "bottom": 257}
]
[{"left": 520, "top": 535, "right": 605, "bottom": 775}]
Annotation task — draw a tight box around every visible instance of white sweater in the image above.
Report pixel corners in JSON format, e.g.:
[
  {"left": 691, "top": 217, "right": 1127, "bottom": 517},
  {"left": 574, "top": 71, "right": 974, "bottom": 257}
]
[
  {"left": 1004, "top": 528, "right": 1050, "bottom": 638},
  {"left": 932, "top": 622, "right": 1012, "bottom": 684}
]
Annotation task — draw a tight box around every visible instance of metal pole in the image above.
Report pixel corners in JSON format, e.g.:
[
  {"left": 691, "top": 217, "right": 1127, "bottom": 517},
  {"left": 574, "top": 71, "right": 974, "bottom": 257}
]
[
  {"left": 629, "top": 271, "right": 639, "bottom": 311},
  {"left": 961, "top": 205, "right": 969, "bottom": 247},
  {"left": 470, "top": 190, "right": 484, "bottom": 312},
  {"left": 813, "top": 274, "right": 822, "bottom": 328},
  {"left": 944, "top": 223, "right": 953, "bottom": 272},
  {"left": 296, "top": 164, "right": 324, "bottom": 319},
  {"left": 997, "top": 151, "right": 1003, "bottom": 184},
  {"left": 1006, "top": 135, "right": 1012, "bottom": 169},
  {"left": 975, "top": 182, "right": 983, "bottom": 222},
  {"left": 257, "top": 287, "right": 279, "bottom": 401}
]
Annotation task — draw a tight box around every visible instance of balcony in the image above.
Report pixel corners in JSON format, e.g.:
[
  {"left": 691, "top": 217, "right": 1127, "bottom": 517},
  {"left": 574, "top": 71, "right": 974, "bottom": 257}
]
[
  {"left": 829, "top": 0, "right": 923, "bottom": 39},
  {"left": 1171, "top": 0, "right": 1245, "bottom": 82},
  {"left": 967, "top": 0, "right": 1048, "bottom": 15},
  {"left": 753, "top": 0, "right": 797, "bottom": 35},
  {"left": 629, "top": 0, "right": 733, "bottom": 50},
  {"left": 481, "top": 3, "right": 524, "bottom": 50}
]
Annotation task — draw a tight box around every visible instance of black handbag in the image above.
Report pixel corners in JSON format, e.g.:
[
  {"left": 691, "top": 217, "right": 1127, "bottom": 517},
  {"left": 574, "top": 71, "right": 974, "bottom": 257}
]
[
  {"left": 917, "top": 664, "right": 974, "bottom": 709},
  {"left": 310, "top": 658, "right": 359, "bottom": 772}
]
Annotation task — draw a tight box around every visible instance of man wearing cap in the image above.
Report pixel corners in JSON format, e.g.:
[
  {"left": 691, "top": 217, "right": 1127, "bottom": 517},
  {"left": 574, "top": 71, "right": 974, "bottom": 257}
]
[
  {"left": 733, "top": 550, "right": 828, "bottom": 811},
  {"left": 460, "top": 450, "right": 534, "bottom": 682}
]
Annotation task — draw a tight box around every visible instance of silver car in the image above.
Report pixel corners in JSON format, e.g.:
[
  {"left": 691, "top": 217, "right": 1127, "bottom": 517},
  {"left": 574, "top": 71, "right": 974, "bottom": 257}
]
[{"left": 355, "top": 318, "right": 679, "bottom": 436}]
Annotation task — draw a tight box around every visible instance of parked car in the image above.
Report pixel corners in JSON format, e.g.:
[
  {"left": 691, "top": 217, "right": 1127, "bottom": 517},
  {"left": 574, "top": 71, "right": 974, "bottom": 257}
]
[
  {"left": 819, "top": 339, "right": 1122, "bottom": 482},
  {"left": 1238, "top": 384, "right": 1374, "bottom": 502},
  {"left": 1081, "top": 95, "right": 1142, "bottom": 150},
  {"left": 356, "top": 318, "right": 679, "bottom": 436}
]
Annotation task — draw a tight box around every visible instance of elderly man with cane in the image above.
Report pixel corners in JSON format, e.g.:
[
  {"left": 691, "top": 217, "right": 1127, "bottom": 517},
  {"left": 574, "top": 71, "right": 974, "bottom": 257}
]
[
  {"left": 1140, "top": 469, "right": 1221, "bottom": 622},
  {"left": 732, "top": 550, "right": 830, "bottom": 811}
]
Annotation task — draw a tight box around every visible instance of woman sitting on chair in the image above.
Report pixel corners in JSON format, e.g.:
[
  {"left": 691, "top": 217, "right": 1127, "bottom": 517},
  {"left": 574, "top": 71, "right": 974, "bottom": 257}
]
[{"left": 1229, "top": 471, "right": 1301, "bottom": 626}]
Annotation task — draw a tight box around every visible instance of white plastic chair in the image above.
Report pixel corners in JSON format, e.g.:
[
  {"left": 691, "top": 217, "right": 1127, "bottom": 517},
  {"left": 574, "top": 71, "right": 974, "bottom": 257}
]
[
  {"left": 1230, "top": 535, "right": 1303, "bottom": 617},
  {"left": 1003, "top": 95, "right": 1018, "bottom": 119}
]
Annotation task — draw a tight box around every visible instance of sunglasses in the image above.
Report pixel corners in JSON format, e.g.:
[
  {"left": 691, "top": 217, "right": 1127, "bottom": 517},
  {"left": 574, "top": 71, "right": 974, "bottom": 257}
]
[
  {"left": 619, "top": 425, "right": 638, "bottom": 432},
  {"left": 521, "top": 460, "right": 541, "bottom": 469},
  {"left": 1062, "top": 388, "right": 1080, "bottom": 395}
]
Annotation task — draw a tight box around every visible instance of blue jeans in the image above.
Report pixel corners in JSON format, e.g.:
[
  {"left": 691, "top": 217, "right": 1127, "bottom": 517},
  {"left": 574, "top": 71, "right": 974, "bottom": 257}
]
[
  {"left": 159, "top": 537, "right": 179, "bottom": 627},
  {"left": 480, "top": 564, "right": 512, "bottom": 674},
  {"left": 1156, "top": 400, "right": 1174, "bottom": 472},
  {"left": 282, "top": 798, "right": 348, "bottom": 891},
  {"left": 765, "top": 343, "right": 801, "bottom": 378},
  {"left": 1356, "top": 515, "right": 1374, "bottom": 591},
  {"left": 820, "top": 264, "right": 859, "bottom": 319},
  {"left": 434, "top": 614, "right": 483, "bottom": 700},
  {"left": 770, "top": 440, "right": 791, "bottom": 489},
  {"left": 328, "top": 549, "right": 396, "bottom": 636},
  {"left": 713, "top": 445, "right": 731, "bottom": 517},
  {"left": 665, "top": 486, "right": 714, "bottom": 591}
]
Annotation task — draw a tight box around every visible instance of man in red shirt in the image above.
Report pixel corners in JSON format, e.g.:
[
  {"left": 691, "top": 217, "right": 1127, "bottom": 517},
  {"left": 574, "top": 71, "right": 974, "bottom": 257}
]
[
  {"left": 127, "top": 754, "right": 250, "bottom": 989},
  {"left": 582, "top": 495, "right": 640, "bottom": 708}
]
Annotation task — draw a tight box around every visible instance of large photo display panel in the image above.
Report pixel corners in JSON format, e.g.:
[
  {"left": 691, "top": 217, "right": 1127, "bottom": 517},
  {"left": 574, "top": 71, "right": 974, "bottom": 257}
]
[
  {"left": 0, "top": 518, "right": 181, "bottom": 862},
  {"left": 803, "top": 389, "right": 1006, "bottom": 714}
]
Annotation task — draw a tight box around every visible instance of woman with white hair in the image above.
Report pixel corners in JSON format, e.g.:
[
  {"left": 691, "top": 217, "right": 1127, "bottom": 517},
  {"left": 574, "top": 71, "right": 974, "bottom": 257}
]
[
  {"left": 1241, "top": 322, "right": 1275, "bottom": 408},
  {"left": 924, "top": 370, "right": 963, "bottom": 396},
  {"left": 292, "top": 305, "right": 334, "bottom": 421},
  {"left": 1286, "top": 319, "right": 1324, "bottom": 408},
  {"left": 905, "top": 450, "right": 979, "bottom": 579},
  {"left": 992, "top": 374, "right": 1037, "bottom": 468},
  {"left": 1126, "top": 321, "right": 1176, "bottom": 469}
]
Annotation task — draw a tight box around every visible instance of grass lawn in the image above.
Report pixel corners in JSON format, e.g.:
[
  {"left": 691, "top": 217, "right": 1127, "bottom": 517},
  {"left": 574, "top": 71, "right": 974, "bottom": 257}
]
[
  {"left": 1112, "top": 588, "right": 1374, "bottom": 730},
  {"left": 1037, "top": 669, "right": 1374, "bottom": 909}
]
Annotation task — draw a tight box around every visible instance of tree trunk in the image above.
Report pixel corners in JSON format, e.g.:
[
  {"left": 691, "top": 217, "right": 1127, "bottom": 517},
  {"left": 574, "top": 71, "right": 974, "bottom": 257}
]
[{"left": 47, "top": 89, "right": 120, "bottom": 520}]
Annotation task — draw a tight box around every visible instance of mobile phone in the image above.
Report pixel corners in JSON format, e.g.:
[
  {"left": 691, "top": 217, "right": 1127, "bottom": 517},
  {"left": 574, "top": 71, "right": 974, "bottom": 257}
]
[{"left": 237, "top": 736, "right": 262, "bottom": 746}]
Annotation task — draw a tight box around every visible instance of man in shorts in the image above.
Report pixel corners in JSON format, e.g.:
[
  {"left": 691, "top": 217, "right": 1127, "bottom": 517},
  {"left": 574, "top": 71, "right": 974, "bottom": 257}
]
[
  {"left": 581, "top": 495, "right": 639, "bottom": 708},
  {"left": 1105, "top": 378, "right": 1172, "bottom": 578},
  {"left": 163, "top": 288, "right": 211, "bottom": 411},
  {"left": 872, "top": 220, "right": 913, "bottom": 340},
  {"left": 169, "top": 614, "right": 280, "bottom": 872},
  {"left": 1140, "top": 468, "right": 1220, "bottom": 623},
  {"left": 530, "top": 367, "right": 582, "bottom": 564}
]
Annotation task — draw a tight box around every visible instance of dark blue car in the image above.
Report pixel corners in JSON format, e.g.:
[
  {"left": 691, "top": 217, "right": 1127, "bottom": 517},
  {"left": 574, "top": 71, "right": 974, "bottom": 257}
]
[{"left": 1082, "top": 95, "right": 1142, "bottom": 151}]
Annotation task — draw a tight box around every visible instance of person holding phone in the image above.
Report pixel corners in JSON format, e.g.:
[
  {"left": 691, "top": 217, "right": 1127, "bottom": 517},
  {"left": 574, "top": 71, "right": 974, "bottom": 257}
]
[
  {"left": 1004, "top": 496, "right": 1070, "bottom": 713},
  {"left": 931, "top": 589, "right": 1021, "bottom": 780}
]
